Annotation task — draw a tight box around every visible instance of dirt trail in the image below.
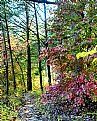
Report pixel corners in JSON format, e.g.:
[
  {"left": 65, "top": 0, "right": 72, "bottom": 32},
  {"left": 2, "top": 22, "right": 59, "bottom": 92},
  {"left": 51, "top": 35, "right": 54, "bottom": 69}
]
[
  {"left": 16, "top": 92, "right": 97, "bottom": 121},
  {"left": 17, "top": 92, "right": 43, "bottom": 121}
]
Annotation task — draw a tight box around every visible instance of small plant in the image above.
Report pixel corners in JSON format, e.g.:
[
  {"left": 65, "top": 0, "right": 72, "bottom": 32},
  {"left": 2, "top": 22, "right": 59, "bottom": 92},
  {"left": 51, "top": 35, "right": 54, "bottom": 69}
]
[{"left": 0, "top": 90, "right": 22, "bottom": 120}]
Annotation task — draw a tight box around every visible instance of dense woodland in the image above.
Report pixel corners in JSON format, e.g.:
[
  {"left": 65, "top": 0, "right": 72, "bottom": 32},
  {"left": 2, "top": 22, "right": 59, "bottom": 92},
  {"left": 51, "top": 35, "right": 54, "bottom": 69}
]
[{"left": 0, "top": 0, "right": 97, "bottom": 120}]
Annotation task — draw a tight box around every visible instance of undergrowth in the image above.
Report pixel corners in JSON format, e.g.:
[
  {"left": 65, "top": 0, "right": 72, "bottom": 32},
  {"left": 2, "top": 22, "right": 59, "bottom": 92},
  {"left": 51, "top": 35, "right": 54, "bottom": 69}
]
[{"left": 0, "top": 90, "right": 22, "bottom": 121}]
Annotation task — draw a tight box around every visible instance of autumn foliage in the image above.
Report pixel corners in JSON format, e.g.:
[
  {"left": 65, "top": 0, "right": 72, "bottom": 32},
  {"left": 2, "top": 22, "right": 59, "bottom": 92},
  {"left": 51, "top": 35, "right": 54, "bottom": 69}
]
[{"left": 40, "top": 0, "right": 97, "bottom": 111}]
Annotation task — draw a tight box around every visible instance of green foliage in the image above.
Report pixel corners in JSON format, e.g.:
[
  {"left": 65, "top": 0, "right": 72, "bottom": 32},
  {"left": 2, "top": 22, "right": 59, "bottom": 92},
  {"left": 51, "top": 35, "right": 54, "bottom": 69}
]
[
  {"left": 40, "top": 0, "right": 97, "bottom": 120},
  {"left": 0, "top": 0, "right": 97, "bottom": 120},
  {"left": 0, "top": 89, "right": 22, "bottom": 120},
  {"left": 76, "top": 45, "right": 97, "bottom": 59},
  {"left": 0, "top": 102, "right": 18, "bottom": 120}
]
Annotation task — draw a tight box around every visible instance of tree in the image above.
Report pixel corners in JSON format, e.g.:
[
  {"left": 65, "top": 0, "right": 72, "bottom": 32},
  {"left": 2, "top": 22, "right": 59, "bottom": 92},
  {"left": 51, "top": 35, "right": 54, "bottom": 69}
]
[
  {"left": 1, "top": 22, "right": 9, "bottom": 95},
  {"left": 34, "top": 3, "right": 43, "bottom": 91},
  {"left": 4, "top": 1, "right": 16, "bottom": 90},
  {"left": 41, "top": 0, "right": 97, "bottom": 113},
  {"left": 25, "top": 1, "right": 32, "bottom": 91},
  {"left": 44, "top": 3, "right": 52, "bottom": 86}
]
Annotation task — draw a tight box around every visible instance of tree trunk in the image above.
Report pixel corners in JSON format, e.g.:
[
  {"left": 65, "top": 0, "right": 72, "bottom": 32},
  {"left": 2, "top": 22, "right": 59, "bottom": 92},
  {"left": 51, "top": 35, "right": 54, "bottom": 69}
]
[
  {"left": 25, "top": 2, "right": 32, "bottom": 91},
  {"left": 34, "top": 3, "right": 43, "bottom": 92},
  {"left": 13, "top": 53, "right": 26, "bottom": 92},
  {"left": 4, "top": 2, "right": 16, "bottom": 90},
  {"left": 44, "top": 3, "right": 51, "bottom": 86},
  {"left": 1, "top": 22, "right": 9, "bottom": 95}
]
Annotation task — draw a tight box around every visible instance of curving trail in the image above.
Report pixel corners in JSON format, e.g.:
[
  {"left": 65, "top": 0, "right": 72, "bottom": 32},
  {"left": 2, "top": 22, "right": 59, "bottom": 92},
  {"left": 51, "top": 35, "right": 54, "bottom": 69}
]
[
  {"left": 16, "top": 92, "right": 97, "bottom": 121},
  {"left": 17, "top": 92, "right": 46, "bottom": 121}
]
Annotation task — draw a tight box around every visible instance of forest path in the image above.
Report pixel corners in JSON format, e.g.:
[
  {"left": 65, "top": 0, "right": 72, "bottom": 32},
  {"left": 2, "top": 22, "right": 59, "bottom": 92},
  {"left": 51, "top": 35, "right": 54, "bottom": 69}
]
[
  {"left": 17, "top": 92, "right": 45, "bottom": 121},
  {"left": 16, "top": 92, "right": 97, "bottom": 121}
]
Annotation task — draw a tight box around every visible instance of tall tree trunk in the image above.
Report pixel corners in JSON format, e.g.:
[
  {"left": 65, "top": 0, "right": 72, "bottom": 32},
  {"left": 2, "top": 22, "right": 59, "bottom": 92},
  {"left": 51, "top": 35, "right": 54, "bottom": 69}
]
[
  {"left": 44, "top": 3, "right": 51, "bottom": 86},
  {"left": 34, "top": 3, "right": 43, "bottom": 92},
  {"left": 4, "top": 2, "right": 16, "bottom": 90},
  {"left": 13, "top": 53, "right": 26, "bottom": 92},
  {"left": 1, "top": 22, "right": 9, "bottom": 95},
  {"left": 25, "top": 2, "right": 32, "bottom": 91}
]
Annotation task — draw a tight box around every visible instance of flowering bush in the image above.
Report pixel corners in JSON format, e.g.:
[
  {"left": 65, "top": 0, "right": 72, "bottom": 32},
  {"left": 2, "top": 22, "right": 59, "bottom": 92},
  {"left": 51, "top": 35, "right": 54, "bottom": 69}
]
[
  {"left": 41, "top": 45, "right": 97, "bottom": 110},
  {"left": 40, "top": 0, "right": 97, "bottom": 114}
]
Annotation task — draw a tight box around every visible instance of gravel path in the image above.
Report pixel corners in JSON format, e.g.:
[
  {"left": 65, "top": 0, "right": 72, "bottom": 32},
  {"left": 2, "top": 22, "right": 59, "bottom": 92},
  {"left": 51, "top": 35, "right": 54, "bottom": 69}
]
[
  {"left": 17, "top": 92, "right": 97, "bottom": 121},
  {"left": 17, "top": 93, "right": 43, "bottom": 121}
]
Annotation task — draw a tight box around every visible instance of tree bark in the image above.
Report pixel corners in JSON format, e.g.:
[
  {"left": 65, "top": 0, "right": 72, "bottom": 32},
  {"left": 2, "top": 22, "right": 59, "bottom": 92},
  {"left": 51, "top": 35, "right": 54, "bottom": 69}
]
[
  {"left": 13, "top": 53, "right": 26, "bottom": 92},
  {"left": 34, "top": 3, "right": 43, "bottom": 92},
  {"left": 25, "top": 2, "right": 32, "bottom": 91},
  {"left": 1, "top": 22, "right": 9, "bottom": 95},
  {"left": 4, "top": 2, "right": 16, "bottom": 90},
  {"left": 44, "top": 3, "right": 51, "bottom": 86}
]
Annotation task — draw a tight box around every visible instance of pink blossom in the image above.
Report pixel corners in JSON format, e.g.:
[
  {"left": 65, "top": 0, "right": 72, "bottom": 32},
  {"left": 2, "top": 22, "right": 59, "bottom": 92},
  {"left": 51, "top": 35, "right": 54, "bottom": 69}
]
[
  {"left": 89, "top": 38, "right": 93, "bottom": 43},
  {"left": 60, "top": 93, "right": 65, "bottom": 97},
  {"left": 77, "top": 98, "right": 85, "bottom": 106},
  {"left": 43, "top": 101, "right": 47, "bottom": 105},
  {"left": 76, "top": 42, "right": 80, "bottom": 45}
]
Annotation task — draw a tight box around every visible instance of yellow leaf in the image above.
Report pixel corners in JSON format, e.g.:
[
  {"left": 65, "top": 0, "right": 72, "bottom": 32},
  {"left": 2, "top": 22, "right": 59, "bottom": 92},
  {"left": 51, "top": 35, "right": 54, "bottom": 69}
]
[
  {"left": 94, "top": 45, "right": 97, "bottom": 52},
  {"left": 0, "top": 89, "right": 2, "bottom": 97},
  {"left": 92, "top": 58, "right": 97, "bottom": 64},
  {"left": 76, "top": 45, "right": 97, "bottom": 59},
  {"left": 76, "top": 52, "right": 88, "bottom": 59},
  {"left": 88, "top": 50, "right": 96, "bottom": 55},
  {"left": 91, "top": 33, "right": 95, "bottom": 38}
]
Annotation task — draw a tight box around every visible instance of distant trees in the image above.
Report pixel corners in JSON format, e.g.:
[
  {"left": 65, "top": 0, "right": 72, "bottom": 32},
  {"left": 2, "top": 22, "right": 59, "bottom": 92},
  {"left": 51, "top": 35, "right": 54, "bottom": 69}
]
[
  {"left": 0, "top": 0, "right": 56, "bottom": 95},
  {"left": 4, "top": 2, "right": 16, "bottom": 90},
  {"left": 1, "top": 0, "right": 16, "bottom": 95}
]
